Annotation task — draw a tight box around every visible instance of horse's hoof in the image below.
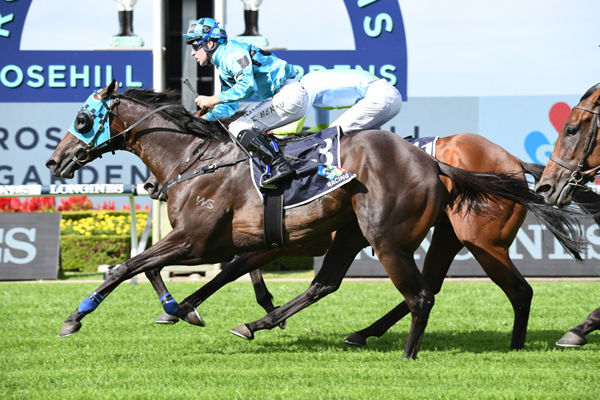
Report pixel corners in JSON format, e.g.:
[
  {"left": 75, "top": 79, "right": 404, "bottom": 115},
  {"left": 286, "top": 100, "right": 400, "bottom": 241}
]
[
  {"left": 344, "top": 332, "right": 367, "bottom": 346},
  {"left": 58, "top": 321, "right": 82, "bottom": 338},
  {"left": 556, "top": 330, "right": 587, "bottom": 347},
  {"left": 230, "top": 324, "right": 254, "bottom": 340},
  {"left": 155, "top": 312, "right": 179, "bottom": 324},
  {"left": 278, "top": 320, "right": 287, "bottom": 330},
  {"left": 182, "top": 308, "right": 205, "bottom": 327}
]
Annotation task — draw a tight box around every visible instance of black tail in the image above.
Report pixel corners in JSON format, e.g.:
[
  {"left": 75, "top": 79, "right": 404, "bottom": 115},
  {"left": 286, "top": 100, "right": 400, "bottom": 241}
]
[
  {"left": 520, "top": 160, "right": 600, "bottom": 226},
  {"left": 438, "top": 161, "right": 585, "bottom": 260}
]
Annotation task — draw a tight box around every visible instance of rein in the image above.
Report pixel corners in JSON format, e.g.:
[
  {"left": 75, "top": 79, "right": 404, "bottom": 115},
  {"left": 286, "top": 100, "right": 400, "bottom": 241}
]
[
  {"left": 162, "top": 156, "right": 249, "bottom": 192},
  {"left": 548, "top": 104, "right": 600, "bottom": 190}
]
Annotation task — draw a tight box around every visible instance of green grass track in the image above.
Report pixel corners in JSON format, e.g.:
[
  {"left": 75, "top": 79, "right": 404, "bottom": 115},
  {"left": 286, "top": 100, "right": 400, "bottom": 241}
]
[{"left": 0, "top": 280, "right": 598, "bottom": 399}]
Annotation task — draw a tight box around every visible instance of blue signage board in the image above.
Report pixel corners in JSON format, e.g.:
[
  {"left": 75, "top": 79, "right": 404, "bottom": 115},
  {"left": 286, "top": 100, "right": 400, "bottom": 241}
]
[
  {"left": 278, "top": 0, "right": 407, "bottom": 99},
  {"left": 0, "top": 212, "right": 60, "bottom": 280},
  {"left": 0, "top": 0, "right": 153, "bottom": 102}
]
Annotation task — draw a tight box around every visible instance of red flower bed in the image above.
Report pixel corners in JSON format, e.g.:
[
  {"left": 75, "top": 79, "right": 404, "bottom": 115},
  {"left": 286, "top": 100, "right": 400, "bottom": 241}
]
[{"left": 0, "top": 196, "right": 147, "bottom": 212}]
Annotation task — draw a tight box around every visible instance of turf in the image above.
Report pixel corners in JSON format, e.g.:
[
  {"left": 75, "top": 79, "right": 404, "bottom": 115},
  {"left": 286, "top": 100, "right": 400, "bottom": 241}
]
[{"left": 0, "top": 280, "right": 598, "bottom": 399}]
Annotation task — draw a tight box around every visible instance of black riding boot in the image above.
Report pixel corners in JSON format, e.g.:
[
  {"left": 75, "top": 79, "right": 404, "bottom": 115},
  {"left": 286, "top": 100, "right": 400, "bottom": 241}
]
[
  {"left": 242, "top": 10, "right": 260, "bottom": 36},
  {"left": 115, "top": 10, "right": 134, "bottom": 36},
  {"left": 238, "top": 130, "right": 294, "bottom": 187},
  {"left": 115, "top": 11, "right": 125, "bottom": 36},
  {"left": 124, "top": 10, "right": 135, "bottom": 36}
]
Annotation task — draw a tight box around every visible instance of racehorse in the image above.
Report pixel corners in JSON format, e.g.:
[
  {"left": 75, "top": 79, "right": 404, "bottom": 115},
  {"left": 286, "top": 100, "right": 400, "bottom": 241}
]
[
  {"left": 152, "top": 133, "right": 596, "bottom": 350},
  {"left": 46, "top": 82, "right": 581, "bottom": 359},
  {"left": 535, "top": 82, "right": 600, "bottom": 347}
]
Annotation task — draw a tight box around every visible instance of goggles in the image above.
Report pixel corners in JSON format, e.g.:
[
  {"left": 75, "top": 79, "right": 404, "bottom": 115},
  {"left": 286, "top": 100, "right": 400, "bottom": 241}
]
[{"left": 191, "top": 39, "right": 206, "bottom": 52}]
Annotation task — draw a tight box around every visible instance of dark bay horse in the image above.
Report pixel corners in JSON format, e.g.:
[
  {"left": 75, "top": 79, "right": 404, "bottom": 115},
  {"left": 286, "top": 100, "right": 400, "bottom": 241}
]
[
  {"left": 153, "top": 133, "right": 595, "bottom": 350},
  {"left": 536, "top": 83, "right": 600, "bottom": 347},
  {"left": 46, "top": 82, "right": 581, "bottom": 358}
]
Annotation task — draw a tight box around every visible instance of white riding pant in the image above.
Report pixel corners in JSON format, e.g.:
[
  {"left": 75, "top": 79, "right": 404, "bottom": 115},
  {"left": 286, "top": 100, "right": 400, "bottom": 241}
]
[
  {"left": 330, "top": 79, "right": 402, "bottom": 134},
  {"left": 241, "top": 0, "right": 263, "bottom": 11},
  {"left": 229, "top": 79, "right": 309, "bottom": 138},
  {"left": 115, "top": 0, "right": 137, "bottom": 11}
]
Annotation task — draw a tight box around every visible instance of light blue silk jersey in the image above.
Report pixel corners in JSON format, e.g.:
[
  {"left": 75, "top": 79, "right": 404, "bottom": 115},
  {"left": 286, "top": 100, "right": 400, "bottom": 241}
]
[{"left": 206, "top": 40, "right": 296, "bottom": 121}]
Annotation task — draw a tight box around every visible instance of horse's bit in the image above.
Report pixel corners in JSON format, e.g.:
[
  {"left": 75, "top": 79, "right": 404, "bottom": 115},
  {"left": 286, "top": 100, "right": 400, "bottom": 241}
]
[{"left": 548, "top": 104, "right": 600, "bottom": 190}]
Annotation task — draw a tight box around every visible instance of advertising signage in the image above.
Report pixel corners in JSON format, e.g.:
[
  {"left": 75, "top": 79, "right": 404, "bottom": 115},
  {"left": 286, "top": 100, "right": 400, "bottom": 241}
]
[
  {"left": 0, "top": 0, "right": 153, "bottom": 103},
  {"left": 0, "top": 212, "right": 60, "bottom": 280},
  {"left": 278, "top": 0, "right": 408, "bottom": 98},
  {"left": 0, "top": 0, "right": 152, "bottom": 190}
]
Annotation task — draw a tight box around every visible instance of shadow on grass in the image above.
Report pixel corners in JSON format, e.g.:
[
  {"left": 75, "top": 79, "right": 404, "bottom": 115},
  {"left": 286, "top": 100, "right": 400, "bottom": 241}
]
[{"left": 199, "top": 329, "right": 592, "bottom": 355}]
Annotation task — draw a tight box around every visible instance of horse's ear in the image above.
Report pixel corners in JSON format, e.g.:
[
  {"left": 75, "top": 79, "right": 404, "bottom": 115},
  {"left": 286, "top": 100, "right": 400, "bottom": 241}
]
[{"left": 100, "top": 79, "right": 118, "bottom": 99}]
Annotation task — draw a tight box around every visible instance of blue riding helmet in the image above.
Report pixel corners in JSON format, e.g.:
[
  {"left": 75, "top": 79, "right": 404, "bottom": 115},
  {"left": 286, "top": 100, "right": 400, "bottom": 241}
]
[{"left": 183, "top": 17, "right": 227, "bottom": 51}]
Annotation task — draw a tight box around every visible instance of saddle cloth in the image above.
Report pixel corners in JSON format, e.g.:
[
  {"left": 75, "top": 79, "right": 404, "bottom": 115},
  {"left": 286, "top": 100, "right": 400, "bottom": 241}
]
[
  {"left": 250, "top": 126, "right": 356, "bottom": 209},
  {"left": 405, "top": 136, "right": 439, "bottom": 158}
]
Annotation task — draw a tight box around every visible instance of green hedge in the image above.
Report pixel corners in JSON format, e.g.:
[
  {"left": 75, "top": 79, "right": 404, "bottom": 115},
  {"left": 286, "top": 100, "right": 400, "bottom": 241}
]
[
  {"left": 59, "top": 210, "right": 145, "bottom": 273},
  {"left": 60, "top": 235, "right": 131, "bottom": 272}
]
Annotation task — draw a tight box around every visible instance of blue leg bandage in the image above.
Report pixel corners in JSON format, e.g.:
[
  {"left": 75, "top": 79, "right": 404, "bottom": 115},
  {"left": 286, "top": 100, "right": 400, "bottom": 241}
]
[
  {"left": 160, "top": 292, "right": 180, "bottom": 315},
  {"left": 77, "top": 291, "right": 104, "bottom": 315}
]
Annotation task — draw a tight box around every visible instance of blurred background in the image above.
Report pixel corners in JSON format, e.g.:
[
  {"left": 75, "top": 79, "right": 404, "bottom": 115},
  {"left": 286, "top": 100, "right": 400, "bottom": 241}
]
[{"left": 1, "top": 0, "right": 599, "bottom": 280}]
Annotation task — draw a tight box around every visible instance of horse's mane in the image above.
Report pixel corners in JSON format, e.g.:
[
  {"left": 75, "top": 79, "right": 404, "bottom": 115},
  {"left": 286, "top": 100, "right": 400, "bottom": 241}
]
[
  {"left": 580, "top": 83, "right": 600, "bottom": 102},
  {"left": 122, "top": 88, "right": 232, "bottom": 140}
]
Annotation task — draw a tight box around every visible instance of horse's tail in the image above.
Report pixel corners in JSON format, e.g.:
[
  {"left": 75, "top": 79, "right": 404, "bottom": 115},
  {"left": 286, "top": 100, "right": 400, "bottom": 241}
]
[
  {"left": 437, "top": 161, "right": 585, "bottom": 260},
  {"left": 519, "top": 160, "right": 545, "bottom": 181}
]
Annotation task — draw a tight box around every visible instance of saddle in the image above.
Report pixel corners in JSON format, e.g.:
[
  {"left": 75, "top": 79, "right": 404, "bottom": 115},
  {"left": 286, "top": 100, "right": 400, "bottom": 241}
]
[{"left": 250, "top": 126, "right": 356, "bottom": 249}]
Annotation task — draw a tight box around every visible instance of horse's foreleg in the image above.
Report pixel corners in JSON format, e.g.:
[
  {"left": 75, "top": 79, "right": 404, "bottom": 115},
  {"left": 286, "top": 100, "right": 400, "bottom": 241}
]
[
  {"left": 231, "top": 222, "right": 367, "bottom": 340},
  {"left": 556, "top": 306, "right": 600, "bottom": 347},
  {"left": 345, "top": 223, "right": 462, "bottom": 346},
  {"left": 145, "top": 268, "right": 201, "bottom": 326},
  {"left": 59, "top": 230, "right": 196, "bottom": 337},
  {"left": 153, "top": 251, "right": 282, "bottom": 325},
  {"left": 176, "top": 250, "right": 282, "bottom": 311},
  {"left": 249, "top": 269, "right": 275, "bottom": 312}
]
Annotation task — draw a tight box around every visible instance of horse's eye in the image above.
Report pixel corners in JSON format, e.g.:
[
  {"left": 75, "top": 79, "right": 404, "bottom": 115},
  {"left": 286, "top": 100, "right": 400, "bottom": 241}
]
[{"left": 565, "top": 125, "right": 578, "bottom": 136}]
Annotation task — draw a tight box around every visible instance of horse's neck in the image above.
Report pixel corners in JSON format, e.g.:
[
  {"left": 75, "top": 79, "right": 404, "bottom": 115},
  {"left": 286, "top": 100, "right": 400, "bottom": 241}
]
[{"left": 125, "top": 113, "right": 224, "bottom": 182}]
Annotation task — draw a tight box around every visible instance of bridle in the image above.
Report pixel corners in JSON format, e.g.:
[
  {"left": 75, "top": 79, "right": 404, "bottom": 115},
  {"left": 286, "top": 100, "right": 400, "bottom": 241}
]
[
  {"left": 70, "top": 91, "right": 250, "bottom": 194},
  {"left": 548, "top": 104, "right": 600, "bottom": 190},
  {"left": 71, "top": 94, "right": 182, "bottom": 167}
]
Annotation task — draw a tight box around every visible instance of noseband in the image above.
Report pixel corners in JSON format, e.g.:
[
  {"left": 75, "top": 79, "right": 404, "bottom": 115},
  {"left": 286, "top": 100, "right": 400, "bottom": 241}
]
[{"left": 548, "top": 104, "right": 600, "bottom": 190}]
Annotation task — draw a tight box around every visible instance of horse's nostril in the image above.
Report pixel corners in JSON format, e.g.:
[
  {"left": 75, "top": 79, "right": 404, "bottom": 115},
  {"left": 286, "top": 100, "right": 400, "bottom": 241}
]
[
  {"left": 45, "top": 159, "right": 56, "bottom": 169},
  {"left": 534, "top": 184, "right": 549, "bottom": 194}
]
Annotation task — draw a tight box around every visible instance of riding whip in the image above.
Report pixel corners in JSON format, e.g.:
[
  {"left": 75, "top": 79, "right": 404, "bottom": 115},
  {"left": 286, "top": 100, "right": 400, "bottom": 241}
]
[{"left": 181, "top": 78, "right": 251, "bottom": 157}]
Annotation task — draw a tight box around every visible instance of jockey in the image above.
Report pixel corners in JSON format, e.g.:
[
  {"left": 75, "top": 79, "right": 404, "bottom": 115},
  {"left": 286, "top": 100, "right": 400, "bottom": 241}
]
[
  {"left": 184, "top": 17, "right": 308, "bottom": 187},
  {"left": 273, "top": 69, "right": 402, "bottom": 135}
]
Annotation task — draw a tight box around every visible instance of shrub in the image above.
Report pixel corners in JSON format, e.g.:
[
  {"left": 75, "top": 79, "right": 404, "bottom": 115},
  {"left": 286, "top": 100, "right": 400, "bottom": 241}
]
[{"left": 61, "top": 235, "right": 131, "bottom": 272}]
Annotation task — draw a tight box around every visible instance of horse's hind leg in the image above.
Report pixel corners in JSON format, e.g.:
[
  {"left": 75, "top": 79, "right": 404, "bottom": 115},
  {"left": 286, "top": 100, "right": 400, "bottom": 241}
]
[
  {"left": 231, "top": 221, "right": 367, "bottom": 340},
  {"left": 345, "top": 222, "right": 462, "bottom": 346},
  {"left": 556, "top": 306, "right": 600, "bottom": 347},
  {"left": 373, "top": 242, "right": 434, "bottom": 359},
  {"left": 466, "top": 242, "right": 532, "bottom": 349}
]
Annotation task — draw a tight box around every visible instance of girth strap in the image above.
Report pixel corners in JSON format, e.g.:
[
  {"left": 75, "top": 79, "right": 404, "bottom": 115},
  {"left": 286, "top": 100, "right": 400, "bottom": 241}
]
[{"left": 263, "top": 192, "right": 286, "bottom": 249}]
